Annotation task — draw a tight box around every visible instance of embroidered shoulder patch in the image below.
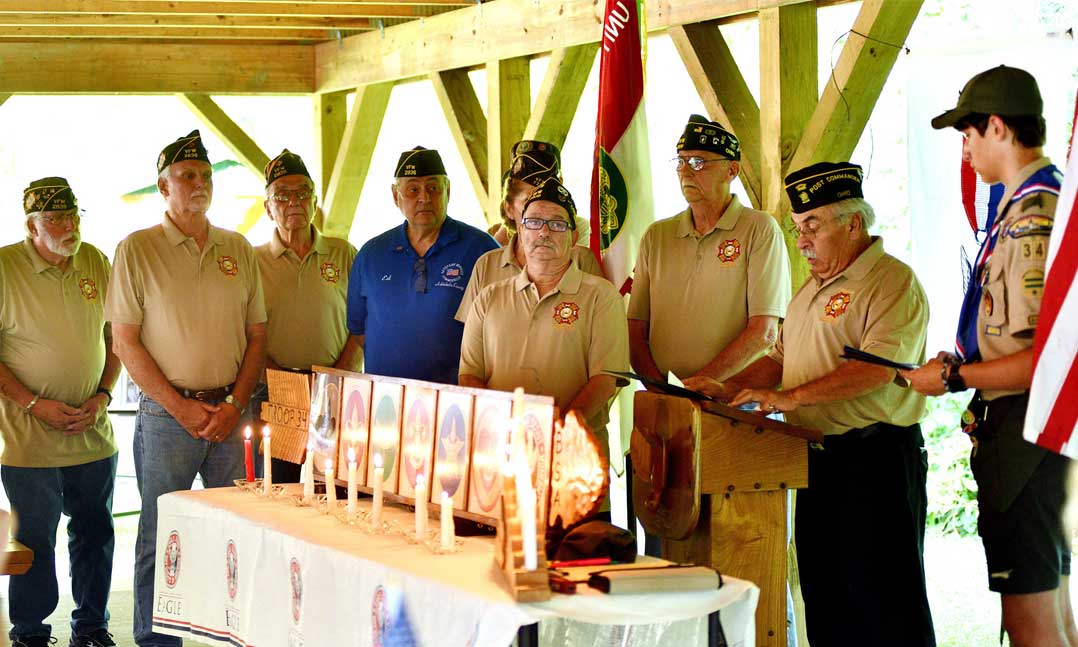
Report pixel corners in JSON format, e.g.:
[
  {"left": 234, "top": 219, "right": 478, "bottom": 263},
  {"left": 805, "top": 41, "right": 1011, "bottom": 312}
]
[
  {"left": 824, "top": 292, "right": 852, "bottom": 318},
  {"left": 1005, "top": 214, "right": 1053, "bottom": 239}
]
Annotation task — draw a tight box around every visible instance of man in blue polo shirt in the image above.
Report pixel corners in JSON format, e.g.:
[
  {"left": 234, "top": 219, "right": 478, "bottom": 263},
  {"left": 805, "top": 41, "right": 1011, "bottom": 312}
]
[{"left": 347, "top": 147, "right": 497, "bottom": 384}]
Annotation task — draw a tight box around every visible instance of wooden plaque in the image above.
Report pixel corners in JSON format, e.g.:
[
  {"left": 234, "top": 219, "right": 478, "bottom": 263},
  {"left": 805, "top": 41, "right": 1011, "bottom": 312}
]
[
  {"left": 398, "top": 385, "right": 438, "bottom": 499},
  {"left": 431, "top": 390, "right": 474, "bottom": 508},
  {"left": 261, "top": 369, "right": 312, "bottom": 464},
  {"left": 336, "top": 376, "right": 373, "bottom": 485},
  {"left": 548, "top": 411, "right": 609, "bottom": 530},
  {"left": 367, "top": 381, "right": 404, "bottom": 494},
  {"left": 308, "top": 370, "right": 343, "bottom": 476},
  {"left": 467, "top": 393, "right": 513, "bottom": 517}
]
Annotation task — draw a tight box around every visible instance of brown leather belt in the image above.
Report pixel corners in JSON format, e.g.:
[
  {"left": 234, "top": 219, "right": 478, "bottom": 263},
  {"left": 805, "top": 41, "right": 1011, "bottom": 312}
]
[{"left": 177, "top": 384, "right": 234, "bottom": 402}]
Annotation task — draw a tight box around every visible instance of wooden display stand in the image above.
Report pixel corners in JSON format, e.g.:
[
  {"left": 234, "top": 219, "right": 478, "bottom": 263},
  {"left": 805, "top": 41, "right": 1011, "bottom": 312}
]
[
  {"left": 631, "top": 392, "right": 822, "bottom": 647},
  {"left": 494, "top": 470, "right": 550, "bottom": 602}
]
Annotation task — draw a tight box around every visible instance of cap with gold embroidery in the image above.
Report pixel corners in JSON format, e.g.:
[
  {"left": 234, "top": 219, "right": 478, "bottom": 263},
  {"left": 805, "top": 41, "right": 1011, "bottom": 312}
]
[
  {"left": 394, "top": 146, "right": 446, "bottom": 178},
  {"left": 677, "top": 114, "right": 740, "bottom": 161},
  {"left": 23, "top": 177, "right": 78, "bottom": 215},
  {"left": 265, "top": 149, "right": 311, "bottom": 186},
  {"left": 784, "top": 162, "right": 864, "bottom": 214},
  {"left": 508, "top": 140, "right": 562, "bottom": 185},
  {"left": 522, "top": 177, "right": 577, "bottom": 226},
  {"left": 157, "top": 129, "right": 211, "bottom": 174}
]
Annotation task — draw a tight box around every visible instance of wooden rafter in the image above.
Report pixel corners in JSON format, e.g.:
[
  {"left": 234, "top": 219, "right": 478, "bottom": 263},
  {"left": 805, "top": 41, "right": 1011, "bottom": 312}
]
[
  {"left": 670, "top": 21, "right": 763, "bottom": 210},
  {"left": 788, "top": 0, "right": 924, "bottom": 171},
  {"left": 178, "top": 94, "right": 270, "bottom": 177},
  {"left": 485, "top": 57, "right": 529, "bottom": 225},
  {"left": 431, "top": 68, "right": 489, "bottom": 208},
  {"left": 314, "top": 90, "right": 350, "bottom": 203},
  {"left": 0, "top": 14, "right": 375, "bottom": 30},
  {"left": 322, "top": 82, "right": 394, "bottom": 239},
  {"left": 523, "top": 44, "right": 598, "bottom": 148},
  {"left": 0, "top": 27, "right": 354, "bottom": 40},
  {"left": 0, "top": 1, "right": 468, "bottom": 19}
]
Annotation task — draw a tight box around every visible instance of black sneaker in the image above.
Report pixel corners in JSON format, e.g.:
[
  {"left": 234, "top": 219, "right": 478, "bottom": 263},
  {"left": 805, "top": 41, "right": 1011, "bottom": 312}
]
[
  {"left": 11, "top": 637, "right": 56, "bottom": 647},
  {"left": 69, "top": 629, "right": 115, "bottom": 647}
]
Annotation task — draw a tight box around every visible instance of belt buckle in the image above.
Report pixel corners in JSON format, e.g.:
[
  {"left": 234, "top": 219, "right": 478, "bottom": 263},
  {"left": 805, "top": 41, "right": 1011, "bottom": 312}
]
[{"left": 193, "top": 389, "right": 211, "bottom": 401}]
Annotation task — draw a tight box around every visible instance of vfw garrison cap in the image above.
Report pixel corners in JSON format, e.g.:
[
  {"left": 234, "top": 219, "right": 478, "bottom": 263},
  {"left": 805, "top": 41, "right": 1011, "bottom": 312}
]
[
  {"left": 784, "top": 162, "right": 864, "bottom": 214},
  {"left": 677, "top": 114, "right": 740, "bottom": 161},
  {"left": 158, "top": 129, "right": 211, "bottom": 174},
  {"left": 394, "top": 146, "right": 447, "bottom": 178},
  {"left": 24, "top": 177, "right": 77, "bottom": 214},
  {"left": 265, "top": 149, "right": 312, "bottom": 186},
  {"left": 522, "top": 177, "right": 577, "bottom": 226},
  {"left": 508, "top": 140, "right": 562, "bottom": 185}
]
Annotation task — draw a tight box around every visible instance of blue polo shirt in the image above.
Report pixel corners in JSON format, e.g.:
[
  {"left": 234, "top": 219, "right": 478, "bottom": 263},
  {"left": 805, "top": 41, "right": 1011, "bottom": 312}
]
[{"left": 348, "top": 216, "right": 498, "bottom": 384}]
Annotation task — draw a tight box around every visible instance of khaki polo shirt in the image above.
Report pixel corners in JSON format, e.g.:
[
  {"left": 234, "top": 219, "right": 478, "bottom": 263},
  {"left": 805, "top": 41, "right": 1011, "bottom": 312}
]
[
  {"left": 627, "top": 196, "right": 791, "bottom": 378},
  {"left": 459, "top": 263, "right": 629, "bottom": 438},
  {"left": 0, "top": 240, "right": 116, "bottom": 467},
  {"left": 105, "top": 214, "right": 266, "bottom": 390},
  {"left": 455, "top": 237, "right": 605, "bottom": 323},
  {"left": 256, "top": 227, "right": 356, "bottom": 370},
  {"left": 977, "top": 157, "right": 1056, "bottom": 401},
  {"left": 770, "top": 237, "right": 927, "bottom": 435}
]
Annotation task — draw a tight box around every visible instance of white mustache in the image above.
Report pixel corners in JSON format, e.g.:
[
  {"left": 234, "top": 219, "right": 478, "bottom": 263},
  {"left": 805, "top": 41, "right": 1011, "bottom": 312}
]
[{"left": 800, "top": 249, "right": 816, "bottom": 260}]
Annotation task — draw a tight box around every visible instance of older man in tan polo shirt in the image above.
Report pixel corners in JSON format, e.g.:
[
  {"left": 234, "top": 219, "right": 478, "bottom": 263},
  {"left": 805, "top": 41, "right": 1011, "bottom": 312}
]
[
  {"left": 0, "top": 178, "right": 120, "bottom": 647},
  {"left": 459, "top": 177, "right": 628, "bottom": 453},
  {"left": 253, "top": 149, "right": 361, "bottom": 482},
  {"left": 700, "top": 162, "right": 935, "bottom": 647},
  {"left": 105, "top": 130, "right": 266, "bottom": 647}
]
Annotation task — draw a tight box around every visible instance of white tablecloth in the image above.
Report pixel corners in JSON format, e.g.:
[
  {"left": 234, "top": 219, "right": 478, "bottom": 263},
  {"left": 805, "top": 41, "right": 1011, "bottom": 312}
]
[{"left": 152, "top": 487, "right": 758, "bottom": 647}]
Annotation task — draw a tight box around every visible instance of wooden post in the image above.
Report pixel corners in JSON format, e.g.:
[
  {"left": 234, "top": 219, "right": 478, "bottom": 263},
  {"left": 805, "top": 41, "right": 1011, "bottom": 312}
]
[{"left": 485, "top": 57, "right": 530, "bottom": 226}]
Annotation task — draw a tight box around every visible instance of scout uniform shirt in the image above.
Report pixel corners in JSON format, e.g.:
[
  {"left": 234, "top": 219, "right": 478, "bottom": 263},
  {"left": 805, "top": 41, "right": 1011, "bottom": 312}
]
[
  {"left": 455, "top": 235, "right": 605, "bottom": 323},
  {"left": 0, "top": 240, "right": 116, "bottom": 467},
  {"left": 256, "top": 226, "right": 356, "bottom": 370},
  {"left": 627, "top": 196, "right": 791, "bottom": 378},
  {"left": 105, "top": 214, "right": 266, "bottom": 390},
  {"left": 977, "top": 157, "right": 1059, "bottom": 401},
  {"left": 459, "top": 263, "right": 629, "bottom": 441},
  {"left": 770, "top": 237, "right": 927, "bottom": 435}
]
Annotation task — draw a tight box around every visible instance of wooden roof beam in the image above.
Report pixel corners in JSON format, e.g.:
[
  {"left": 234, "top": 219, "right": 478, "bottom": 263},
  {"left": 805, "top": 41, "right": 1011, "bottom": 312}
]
[
  {"left": 670, "top": 21, "right": 762, "bottom": 210},
  {"left": 0, "top": 27, "right": 355, "bottom": 39},
  {"left": 178, "top": 94, "right": 271, "bottom": 177},
  {"left": 322, "top": 82, "right": 394, "bottom": 239},
  {"left": 0, "top": 1, "right": 465, "bottom": 19},
  {"left": 523, "top": 44, "right": 598, "bottom": 149},
  {"left": 431, "top": 68, "right": 489, "bottom": 208},
  {"left": 0, "top": 14, "right": 375, "bottom": 29}
]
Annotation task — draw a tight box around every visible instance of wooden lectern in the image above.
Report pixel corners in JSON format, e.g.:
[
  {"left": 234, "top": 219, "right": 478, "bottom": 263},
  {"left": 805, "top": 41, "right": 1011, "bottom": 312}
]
[{"left": 631, "top": 391, "right": 822, "bottom": 647}]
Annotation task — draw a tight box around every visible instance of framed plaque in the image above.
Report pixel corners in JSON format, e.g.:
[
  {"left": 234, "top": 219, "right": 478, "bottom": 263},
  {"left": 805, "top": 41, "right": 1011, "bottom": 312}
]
[
  {"left": 398, "top": 385, "right": 438, "bottom": 499},
  {"left": 308, "top": 370, "right": 343, "bottom": 476},
  {"left": 466, "top": 393, "right": 513, "bottom": 517},
  {"left": 336, "top": 376, "right": 373, "bottom": 485},
  {"left": 367, "top": 381, "right": 404, "bottom": 494},
  {"left": 431, "top": 390, "right": 474, "bottom": 508}
]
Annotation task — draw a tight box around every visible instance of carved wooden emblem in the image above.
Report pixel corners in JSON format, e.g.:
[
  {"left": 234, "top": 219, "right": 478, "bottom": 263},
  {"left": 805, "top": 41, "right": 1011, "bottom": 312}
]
[{"left": 548, "top": 410, "right": 609, "bottom": 530}]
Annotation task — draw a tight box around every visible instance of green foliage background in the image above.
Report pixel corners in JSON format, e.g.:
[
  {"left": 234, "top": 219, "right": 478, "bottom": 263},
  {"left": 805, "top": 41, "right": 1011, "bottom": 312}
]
[{"left": 924, "top": 392, "right": 979, "bottom": 536}]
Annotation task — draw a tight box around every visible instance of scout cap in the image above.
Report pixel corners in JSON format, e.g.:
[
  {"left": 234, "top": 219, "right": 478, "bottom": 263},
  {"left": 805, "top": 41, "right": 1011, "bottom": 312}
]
[
  {"left": 931, "top": 65, "right": 1043, "bottom": 129},
  {"left": 522, "top": 177, "right": 577, "bottom": 226},
  {"left": 157, "top": 129, "right": 211, "bottom": 174},
  {"left": 24, "top": 177, "right": 77, "bottom": 214},
  {"left": 677, "top": 114, "right": 740, "bottom": 161},
  {"left": 394, "top": 146, "right": 446, "bottom": 178},
  {"left": 784, "top": 162, "right": 863, "bottom": 214},
  {"left": 508, "top": 140, "right": 562, "bottom": 185},
  {"left": 265, "top": 149, "right": 312, "bottom": 186}
]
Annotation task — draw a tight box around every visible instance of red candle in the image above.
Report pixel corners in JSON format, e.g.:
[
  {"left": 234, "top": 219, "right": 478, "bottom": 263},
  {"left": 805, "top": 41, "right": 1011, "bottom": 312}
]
[{"left": 243, "top": 426, "right": 255, "bottom": 483}]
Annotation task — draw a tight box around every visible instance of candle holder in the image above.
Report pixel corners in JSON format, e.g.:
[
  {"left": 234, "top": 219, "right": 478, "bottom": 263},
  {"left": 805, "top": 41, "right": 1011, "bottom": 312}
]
[
  {"left": 429, "top": 537, "right": 462, "bottom": 555},
  {"left": 494, "top": 471, "right": 550, "bottom": 602},
  {"left": 357, "top": 510, "right": 392, "bottom": 535}
]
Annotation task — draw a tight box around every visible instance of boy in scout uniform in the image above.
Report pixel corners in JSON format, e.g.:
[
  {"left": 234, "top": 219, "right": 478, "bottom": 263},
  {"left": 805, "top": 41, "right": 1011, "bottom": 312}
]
[
  {"left": 0, "top": 179, "right": 119, "bottom": 647},
  {"left": 347, "top": 146, "right": 497, "bottom": 385},
  {"left": 253, "top": 149, "right": 361, "bottom": 482},
  {"left": 628, "top": 115, "right": 790, "bottom": 391},
  {"left": 701, "top": 163, "right": 935, "bottom": 647},
  {"left": 459, "top": 177, "right": 629, "bottom": 452},
  {"left": 904, "top": 65, "right": 1076, "bottom": 647},
  {"left": 106, "top": 131, "right": 267, "bottom": 647},
  {"left": 456, "top": 140, "right": 604, "bottom": 323}
]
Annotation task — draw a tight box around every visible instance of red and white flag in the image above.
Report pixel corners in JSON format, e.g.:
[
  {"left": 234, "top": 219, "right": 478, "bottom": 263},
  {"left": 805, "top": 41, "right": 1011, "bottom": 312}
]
[
  {"left": 590, "top": 0, "right": 654, "bottom": 294},
  {"left": 1024, "top": 96, "right": 1078, "bottom": 456}
]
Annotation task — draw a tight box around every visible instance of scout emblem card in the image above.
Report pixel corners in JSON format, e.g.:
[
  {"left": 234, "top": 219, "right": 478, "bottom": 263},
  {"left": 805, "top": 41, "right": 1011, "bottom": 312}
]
[
  {"left": 518, "top": 396, "right": 556, "bottom": 526},
  {"left": 467, "top": 393, "right": 513, "bottom": 518},
  {"left": 432, "top": 389, "right": 474, "bottom": 508},
  {"left": 399, "top": 384, "right": 439, "bottom": 499},
  {"left": 308, "top": 370, "right": 343, "bottom": 476},
  {"left": 336, "top": 376, "right": 373, "bottom": 485}
]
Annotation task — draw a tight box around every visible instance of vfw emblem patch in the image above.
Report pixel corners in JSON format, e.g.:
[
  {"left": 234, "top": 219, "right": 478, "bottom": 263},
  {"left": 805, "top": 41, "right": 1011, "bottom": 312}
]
[
  {"left": 717, "top": 239, "right": 741, "bottom": 263},
  {"left": 164, "top": 531, "right": 181, "bottom": 588},
  {"left": 78, "top": 277, "right": 98, "bottom": 301},
  {"left": 225, "top": 540, "right": 238, "bottom": 600},
  {"left": 217, "top": 255, "right": 239, "bottom": 276},
  {"left": 320, "top": 262, "right": 341, "bottom": 283},
  {"left": 289, "top": 558, "right": 302, "bottom": 624},
  {"left": 824, "top": 291, "right": 853, "bottom": 319},
  {"left": 553, "top": 301, "right": 580, "bottom": 326}
]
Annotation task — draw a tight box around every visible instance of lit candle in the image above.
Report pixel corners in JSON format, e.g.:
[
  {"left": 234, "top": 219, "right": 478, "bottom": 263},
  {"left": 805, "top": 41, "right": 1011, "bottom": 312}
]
[
  {"left": 415, "top": 473, "right": 428, "bottom": 541},
  {"left": 346, "top": 447, "right": 358, "bottom": 521},
  {"left": 440, "top": 490, "right": 454, "bottom": 550},
  {"left": 516, "top": 463, "right": 538, "bottom": 570},
  {"left": 371, "top": 453, "right": 384, "bottom": 526},
  {"left": 262, "top": 426, "right": 273, "bottom": 495},
  {"left": 302, "top": 440, "right": 315, "bottom": 502},
  {"left": 243, "top": 426, "right": 254, "bottom": 483},
  {"left": 324, "top": 459, "right": 336, "bottom": 510}
]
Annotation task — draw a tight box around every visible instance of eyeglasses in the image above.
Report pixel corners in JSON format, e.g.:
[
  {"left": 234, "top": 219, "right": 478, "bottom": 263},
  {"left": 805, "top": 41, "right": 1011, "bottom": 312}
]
[
  {"left": 269, "top": 190, "right": 313, "bottom": 204},
  {"left": 37, "top": 211, "right": 81, "bottom": 226},
  {"left": 520, "top": 217, "right": 572, "bottom": 233},
  {"left": 787, "top": 219, "right": 828, "bottom": 239},
  {"left": 413, "top": 257, "right": 428, "bottom": 293},
  {"left": 671, "top": 156, "right": 726, "bottom": 172}
]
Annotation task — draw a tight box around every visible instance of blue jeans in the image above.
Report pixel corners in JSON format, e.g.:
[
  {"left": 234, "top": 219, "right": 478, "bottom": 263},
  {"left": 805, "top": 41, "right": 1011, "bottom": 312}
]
[
  {"left": 132, "top": 394, "right": 249, "bottom": 647},
  {"left": 2, "top": 454, "right": 118, "bottom": 641}
]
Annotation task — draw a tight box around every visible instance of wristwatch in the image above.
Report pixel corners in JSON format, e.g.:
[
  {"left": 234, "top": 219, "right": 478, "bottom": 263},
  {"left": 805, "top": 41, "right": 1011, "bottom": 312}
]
[
  {"left": 942, "top": 358, "right": 968, "bottom": 393},
  {"left": 224, "top": 394, "right": 247, "bottom": 415}
]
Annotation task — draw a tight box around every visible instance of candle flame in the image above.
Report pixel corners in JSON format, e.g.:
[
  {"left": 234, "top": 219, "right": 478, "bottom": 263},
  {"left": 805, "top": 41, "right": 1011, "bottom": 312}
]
[
  {"left": 442, "top": 490, "right": 450, "bottom": 502},
  {"left": 262, "top": 425, "right": 271, "bottom": 438},
  {"left": 244, "top": 427, "right": 251, "bottom": 439},
  {"left": 324, "top": 458, "right": 333, "bottom": 472},
  {"left": 373, "top": 452, "right": 383, "bottom": 469},
  {"left": 347, "top": 446, "right": 357, "bottom": 463}
]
